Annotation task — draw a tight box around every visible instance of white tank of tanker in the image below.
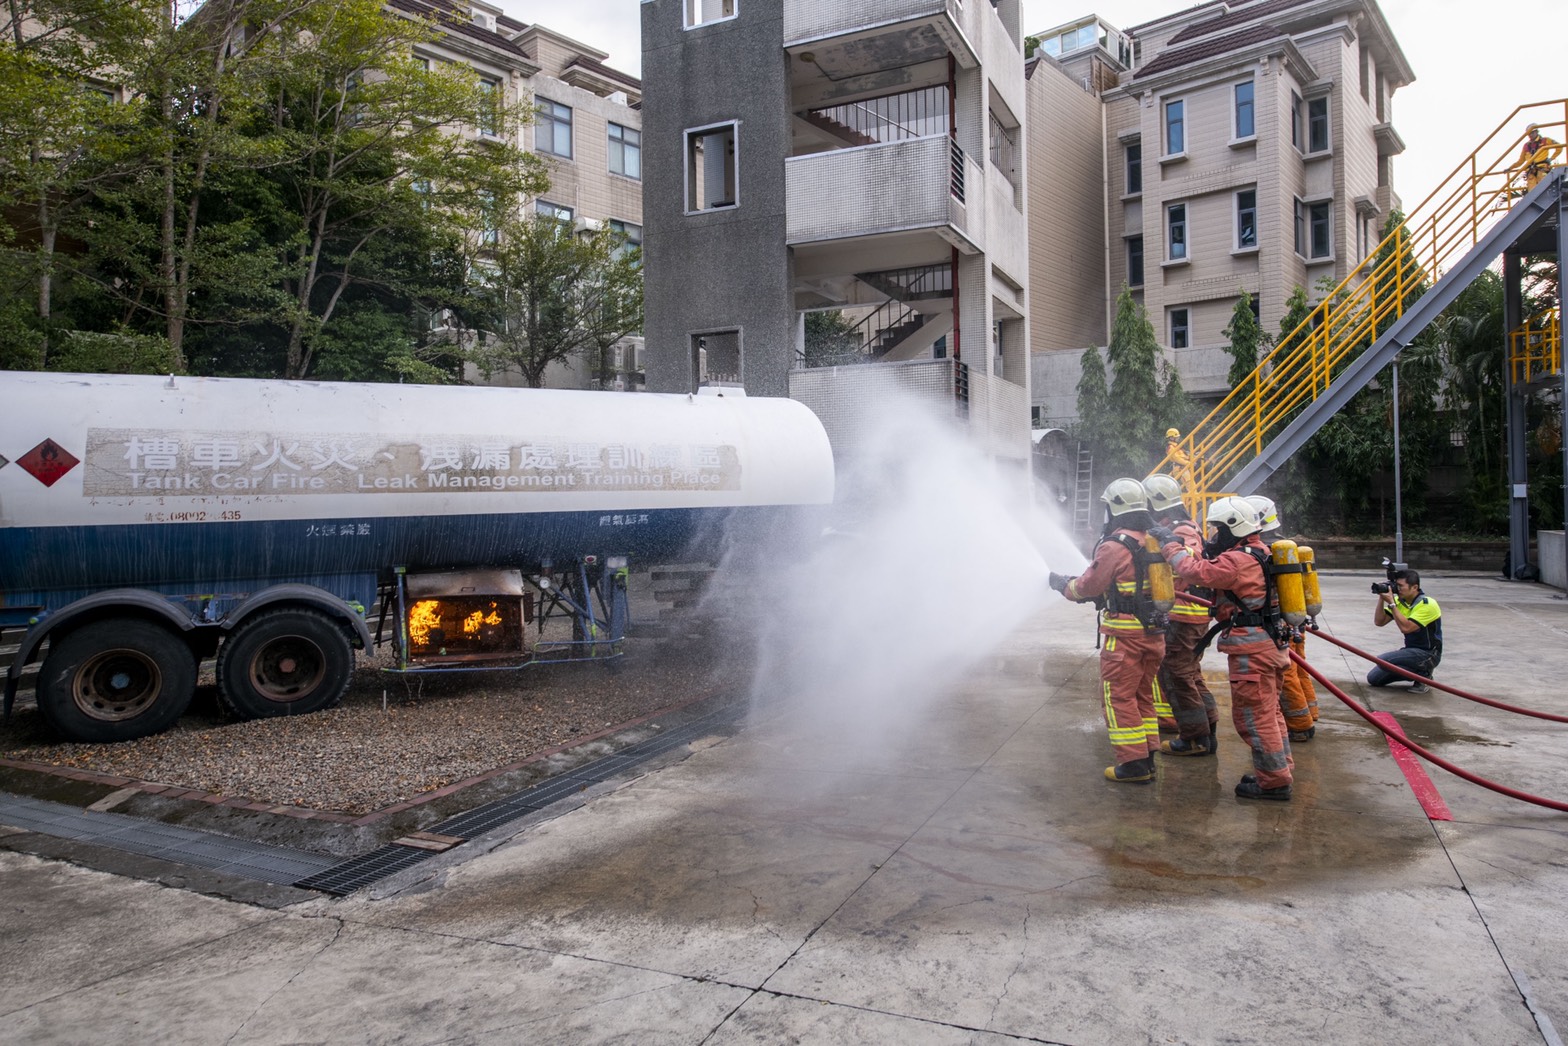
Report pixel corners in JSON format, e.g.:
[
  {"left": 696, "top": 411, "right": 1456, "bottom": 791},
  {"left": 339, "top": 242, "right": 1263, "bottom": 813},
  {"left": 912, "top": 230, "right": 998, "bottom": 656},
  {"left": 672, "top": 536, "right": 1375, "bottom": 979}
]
[{"left": 0, "top": 372, "right": 834, "bottom": 740}]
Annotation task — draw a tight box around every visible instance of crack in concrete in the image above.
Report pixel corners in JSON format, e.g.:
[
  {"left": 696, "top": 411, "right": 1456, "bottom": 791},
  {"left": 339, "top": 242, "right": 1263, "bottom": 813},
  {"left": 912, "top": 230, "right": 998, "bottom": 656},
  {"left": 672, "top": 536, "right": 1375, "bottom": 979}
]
[{"left": 223, "top": 915, "right": 346, "bottom": 1046}]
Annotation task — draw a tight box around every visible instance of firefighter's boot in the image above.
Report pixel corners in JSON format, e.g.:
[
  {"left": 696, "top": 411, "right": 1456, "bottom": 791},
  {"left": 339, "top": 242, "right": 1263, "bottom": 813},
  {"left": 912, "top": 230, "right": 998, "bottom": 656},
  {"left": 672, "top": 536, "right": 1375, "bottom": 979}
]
[{"left": 1104, "top": 757, "right": 1155, "bottom": 783}]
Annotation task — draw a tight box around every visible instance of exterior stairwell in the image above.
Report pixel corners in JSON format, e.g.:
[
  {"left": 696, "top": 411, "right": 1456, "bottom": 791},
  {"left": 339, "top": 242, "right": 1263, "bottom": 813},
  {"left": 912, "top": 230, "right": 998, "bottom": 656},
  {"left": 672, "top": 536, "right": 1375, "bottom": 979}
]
[{"left": 1160, "top": 100, "right": 1568, "bottom": 509}]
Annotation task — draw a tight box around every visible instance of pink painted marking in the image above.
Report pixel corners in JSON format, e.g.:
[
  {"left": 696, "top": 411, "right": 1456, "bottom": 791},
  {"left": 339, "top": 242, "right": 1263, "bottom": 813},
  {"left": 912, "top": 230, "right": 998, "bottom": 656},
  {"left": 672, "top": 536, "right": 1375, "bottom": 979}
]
[{"left": 1371, "top": 711, "right": 1453, "bottom": 821}]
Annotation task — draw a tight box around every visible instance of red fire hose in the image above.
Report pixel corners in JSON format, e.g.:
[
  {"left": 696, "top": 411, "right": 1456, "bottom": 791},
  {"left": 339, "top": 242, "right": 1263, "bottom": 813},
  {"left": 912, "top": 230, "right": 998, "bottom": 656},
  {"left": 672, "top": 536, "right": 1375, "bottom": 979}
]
[
  {"left": 1289, "top": 644, "right": 1568, "bottom": 814},
  {"left": 1305, "top": 627, "right": 1568, "bottom": 724},
  {"left": 1169, "top": 592, "right": 1568, "bottom": 813}
]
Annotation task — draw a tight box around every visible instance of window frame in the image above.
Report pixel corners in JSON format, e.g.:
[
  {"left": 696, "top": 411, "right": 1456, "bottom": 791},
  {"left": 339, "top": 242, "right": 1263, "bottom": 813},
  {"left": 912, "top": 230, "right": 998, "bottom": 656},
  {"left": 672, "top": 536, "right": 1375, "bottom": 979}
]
[
  {"left": 1166, "top": 202, "right": 1188, "bottom": 262},
  {"left": 1233, "top": 80, "right": 1255, "bottom": 141},
  {"left": 1126, "top": 235, "right": 1144, "bottom": 287},
  {"left": 535, "top": 98, "right": 573, "bottom": 158},
  {"left": 684, "top": 120, "right": 740, "bottom": 214},
  {"left": 608, "top": 122, "right": 642, "bottom": 180},
  {"left": 1308, "top": 200, "right": 1332, "bottom": 259},
  {"left": 1235, "top": 188, "right": 1258, "bottom": 251},
  {"left": 684, "top": 0, "right": 736, "bottom": 30},
  {"left": 1125, "top": 141, "right": 1142, "bottom": 195},
  {"left": 477, "top": 76, "right": 502, "bottom": 138},
  {"left": 1170, "top": 308, "right": 1190, "bottom": 350},
  {"left": 1163, "top": 98, "right": 1186, "bottom": 157},
  {"left": 1306, "top": 96, "right": 1330, "bottom": 154}
]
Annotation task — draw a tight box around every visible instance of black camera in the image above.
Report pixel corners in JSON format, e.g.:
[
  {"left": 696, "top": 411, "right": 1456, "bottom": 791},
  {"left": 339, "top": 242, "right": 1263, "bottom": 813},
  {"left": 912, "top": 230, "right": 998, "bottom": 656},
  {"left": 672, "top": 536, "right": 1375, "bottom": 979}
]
[{"left": 1370, "top": 556, "right": 1405, "bottom": 595}]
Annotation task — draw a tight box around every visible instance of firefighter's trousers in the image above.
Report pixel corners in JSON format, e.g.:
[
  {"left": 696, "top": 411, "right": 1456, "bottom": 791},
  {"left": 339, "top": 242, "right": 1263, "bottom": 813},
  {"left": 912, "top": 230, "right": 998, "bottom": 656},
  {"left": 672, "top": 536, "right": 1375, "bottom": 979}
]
[
  {"left": 1227, "top": 644, "right": 1294, "bottom": 789},
  {"left": 1099, "top": 630, "right": 1166, "bottom": 764},
  {"left": 1279, "top": 634, "right": 1319, "bottom": 731},
  {"left": 1159, "top": 620, "right": 1218, "bottom": 741}
]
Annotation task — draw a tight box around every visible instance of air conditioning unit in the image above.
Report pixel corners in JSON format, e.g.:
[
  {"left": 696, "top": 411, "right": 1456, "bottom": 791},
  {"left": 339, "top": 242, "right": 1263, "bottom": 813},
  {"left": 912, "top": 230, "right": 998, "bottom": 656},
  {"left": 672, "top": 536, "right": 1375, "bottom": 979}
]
[
  {"left": 608, "top": 91, "right": 629, "bottom": 105},
  {"left": 573, "top": 216, "right": 604, "bottom": 235},
  {"left": 471, "top": 10, "right": 495, "bottom": 30}
]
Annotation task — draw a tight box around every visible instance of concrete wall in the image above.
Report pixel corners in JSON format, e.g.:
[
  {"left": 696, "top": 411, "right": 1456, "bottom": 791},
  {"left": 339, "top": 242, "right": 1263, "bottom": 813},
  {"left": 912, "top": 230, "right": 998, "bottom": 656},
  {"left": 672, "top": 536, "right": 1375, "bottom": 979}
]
[
  {"left": 1024, "top": 58, "right": 1108, "bottom": 353},
  {"left": 641, "top": 0, "right": 795, "bottom": 396},
  {"left": 1540, "top": 530, "right": 1567, "bottom": 590}
]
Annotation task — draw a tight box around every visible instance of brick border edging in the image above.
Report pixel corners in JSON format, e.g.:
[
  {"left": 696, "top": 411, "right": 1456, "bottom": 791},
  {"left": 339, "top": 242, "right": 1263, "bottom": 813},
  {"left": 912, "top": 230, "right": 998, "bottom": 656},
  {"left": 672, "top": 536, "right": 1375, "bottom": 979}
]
[{"left": 0, "top": 687, "right": 729, "bottom": 827}]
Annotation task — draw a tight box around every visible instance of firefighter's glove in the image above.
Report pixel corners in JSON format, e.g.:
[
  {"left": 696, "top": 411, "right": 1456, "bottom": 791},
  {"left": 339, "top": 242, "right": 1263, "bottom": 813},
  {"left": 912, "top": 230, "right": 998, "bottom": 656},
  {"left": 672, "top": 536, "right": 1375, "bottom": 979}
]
[
  {"left": 1048, "top": 572, "right": 1072, "bottom": 595},
  {"left": 1147, "top": 524, "right": 1177, "bottom": 548}
]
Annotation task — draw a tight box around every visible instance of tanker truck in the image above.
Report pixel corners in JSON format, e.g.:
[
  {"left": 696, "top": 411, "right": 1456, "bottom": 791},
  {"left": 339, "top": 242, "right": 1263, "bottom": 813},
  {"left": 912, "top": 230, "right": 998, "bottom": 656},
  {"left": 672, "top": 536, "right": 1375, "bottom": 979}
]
[{"left": 0, "top": 372, "right": 834, "bottom": 743}]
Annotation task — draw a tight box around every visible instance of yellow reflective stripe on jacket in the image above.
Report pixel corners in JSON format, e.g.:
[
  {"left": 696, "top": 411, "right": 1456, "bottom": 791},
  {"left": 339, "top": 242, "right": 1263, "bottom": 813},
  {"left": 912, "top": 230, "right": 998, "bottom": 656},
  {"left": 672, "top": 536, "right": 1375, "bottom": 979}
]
[{"left": 1100, "top": 614, "right": 1147, "bottom": 630}]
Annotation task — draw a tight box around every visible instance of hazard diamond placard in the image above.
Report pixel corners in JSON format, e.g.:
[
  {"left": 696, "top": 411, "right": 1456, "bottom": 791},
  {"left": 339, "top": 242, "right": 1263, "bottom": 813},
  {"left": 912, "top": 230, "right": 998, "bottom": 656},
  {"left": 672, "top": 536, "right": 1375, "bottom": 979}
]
[{"left": 16, "top": 439, "right": 79, "bottom": 487}]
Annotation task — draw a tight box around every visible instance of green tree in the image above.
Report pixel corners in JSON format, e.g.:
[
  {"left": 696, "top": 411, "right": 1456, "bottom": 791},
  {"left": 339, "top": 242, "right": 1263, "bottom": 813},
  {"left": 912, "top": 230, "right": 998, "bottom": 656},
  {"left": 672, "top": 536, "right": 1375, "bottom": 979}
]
[
  {"left": 1074, "top": 344, "right": 1110, "bottom": 480},
  {"left": 1102, "top": 286, "right": 1165, "bottom": 478},
  {"left": 1221, "top": 290, "right": 1268, "bottom": 390},
  {"left": 802, "top": 310, "right": 864, "bottom": 367},
  {"left": 0, "top": 0, "right": 161, "bottom": 362},
  {"left": 470, "top": 215, "right": 645, "bottom": 388}
]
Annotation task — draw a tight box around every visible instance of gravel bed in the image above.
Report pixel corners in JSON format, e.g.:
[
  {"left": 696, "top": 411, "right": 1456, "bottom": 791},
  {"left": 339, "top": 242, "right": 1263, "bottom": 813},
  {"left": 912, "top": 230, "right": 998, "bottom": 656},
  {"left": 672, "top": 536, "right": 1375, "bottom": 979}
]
[{"left": 1, "top": 636, "right": 748, "bottom": 816}]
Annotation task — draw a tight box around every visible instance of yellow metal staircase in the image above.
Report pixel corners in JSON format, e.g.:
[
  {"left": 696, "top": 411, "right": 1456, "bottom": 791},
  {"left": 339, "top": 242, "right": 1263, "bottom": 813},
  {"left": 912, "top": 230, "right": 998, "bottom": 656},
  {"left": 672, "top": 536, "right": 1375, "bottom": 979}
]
[{"left": 1159, "top": 100, "right": 1568, "bottom": 510}]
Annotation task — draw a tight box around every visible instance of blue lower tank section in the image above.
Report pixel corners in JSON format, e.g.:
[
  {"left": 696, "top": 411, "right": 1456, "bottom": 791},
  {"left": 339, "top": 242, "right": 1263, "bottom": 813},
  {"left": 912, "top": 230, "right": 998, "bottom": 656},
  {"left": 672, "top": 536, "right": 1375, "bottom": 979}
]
[{"left": 0, "top": 504, "right": 814, "bottom": 616}]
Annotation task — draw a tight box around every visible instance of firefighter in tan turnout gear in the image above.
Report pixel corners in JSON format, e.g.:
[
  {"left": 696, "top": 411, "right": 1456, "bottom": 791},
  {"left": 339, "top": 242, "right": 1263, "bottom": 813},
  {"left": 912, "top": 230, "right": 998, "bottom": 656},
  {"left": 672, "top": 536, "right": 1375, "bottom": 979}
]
[
  {"left": 1049, "top": 479, "right": 1172, "bottom": 784},
  {"left": 1144, "top": 474, "right": 1220, "bottom": 756},
  {"left": 1149, "top": 497, "right": 1295, "bottom": 800}
]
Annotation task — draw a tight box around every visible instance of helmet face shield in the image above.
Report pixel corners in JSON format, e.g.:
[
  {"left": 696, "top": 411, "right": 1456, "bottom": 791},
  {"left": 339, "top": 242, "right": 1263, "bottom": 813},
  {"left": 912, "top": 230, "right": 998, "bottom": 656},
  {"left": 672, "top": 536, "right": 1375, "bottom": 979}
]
[{"left": 1245, "top": 494, "right": 1279, "bottom": 533}]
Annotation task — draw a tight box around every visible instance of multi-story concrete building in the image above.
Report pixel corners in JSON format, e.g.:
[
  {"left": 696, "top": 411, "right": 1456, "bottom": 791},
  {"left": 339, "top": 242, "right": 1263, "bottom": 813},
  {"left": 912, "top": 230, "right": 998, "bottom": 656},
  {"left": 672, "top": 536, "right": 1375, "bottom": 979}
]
[
  {"left": 398, "top": 0, "right": 646, "bottom": 390},
  {"left": 640, "top": 0, "right": 1033, "bottom": 466},
  {"left": 1027, "top": 0, "right": 1413, "bottom": 423}
]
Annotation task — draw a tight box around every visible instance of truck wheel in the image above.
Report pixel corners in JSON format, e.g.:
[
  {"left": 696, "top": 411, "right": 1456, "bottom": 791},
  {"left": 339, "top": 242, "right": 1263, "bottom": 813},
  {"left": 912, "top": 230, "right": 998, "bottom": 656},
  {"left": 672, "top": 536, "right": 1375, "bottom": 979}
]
[
  {"left": 217, "top": 608, "right": 353, "bottom": 719},
  {"left": 36, "top": 620, "right": 197, "bottom": 743}
]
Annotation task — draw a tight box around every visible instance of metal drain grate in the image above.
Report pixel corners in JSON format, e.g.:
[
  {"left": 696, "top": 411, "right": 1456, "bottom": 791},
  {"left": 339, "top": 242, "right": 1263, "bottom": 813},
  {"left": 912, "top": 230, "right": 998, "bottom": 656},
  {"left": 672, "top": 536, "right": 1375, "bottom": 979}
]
[
  {"left": 296, "top": 708, "right": 737, "bottom": 895},
  {"left": 0, "top": 793, "right": 340, "bottom": 885}
]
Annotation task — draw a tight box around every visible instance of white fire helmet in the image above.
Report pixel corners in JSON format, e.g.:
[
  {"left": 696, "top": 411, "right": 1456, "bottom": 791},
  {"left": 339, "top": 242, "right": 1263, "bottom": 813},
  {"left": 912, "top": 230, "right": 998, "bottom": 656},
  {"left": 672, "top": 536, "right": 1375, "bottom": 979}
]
[
  {"left": 1206, "top": 495, "right": 1262, "bottom": 537},
  {"left": 1142, "top": 473, "right": 1185, "bottom": 513},
  {"left": 1245, "top": 494, "right": 1280, "bottom": 533},
  {"left": 1100, "top": 477, "right": 1149, "bottom": 516}
]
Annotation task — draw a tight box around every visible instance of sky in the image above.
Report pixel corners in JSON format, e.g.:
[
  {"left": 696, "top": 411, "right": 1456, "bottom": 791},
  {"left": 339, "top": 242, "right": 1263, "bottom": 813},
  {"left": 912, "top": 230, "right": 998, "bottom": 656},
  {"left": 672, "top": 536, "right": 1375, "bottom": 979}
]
[{"left": 500, "top": 0, "right": 1568, "bottom": 207}]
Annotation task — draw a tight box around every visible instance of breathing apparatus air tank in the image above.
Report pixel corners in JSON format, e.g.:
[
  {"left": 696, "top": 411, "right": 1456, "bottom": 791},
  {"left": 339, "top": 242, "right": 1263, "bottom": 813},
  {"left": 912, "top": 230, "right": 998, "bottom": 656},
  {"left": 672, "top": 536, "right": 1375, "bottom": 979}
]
[
  {"left": 1298, "top": 545, "right": 1322, "bottom": 619},
  {"left": 1144, "top": 534, "right": 1175, "bottom": 614},
  {"left": 1269, "top": 539, "right": 1307, "bottom": 627}
]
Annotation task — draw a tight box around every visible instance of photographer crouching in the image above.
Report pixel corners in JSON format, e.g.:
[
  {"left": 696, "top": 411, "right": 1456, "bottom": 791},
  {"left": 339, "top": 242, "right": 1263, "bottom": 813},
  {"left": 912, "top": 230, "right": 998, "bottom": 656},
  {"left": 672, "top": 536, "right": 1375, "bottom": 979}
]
[{"left": 1368, "top": 568, "right": 1443, "bottom": 692}]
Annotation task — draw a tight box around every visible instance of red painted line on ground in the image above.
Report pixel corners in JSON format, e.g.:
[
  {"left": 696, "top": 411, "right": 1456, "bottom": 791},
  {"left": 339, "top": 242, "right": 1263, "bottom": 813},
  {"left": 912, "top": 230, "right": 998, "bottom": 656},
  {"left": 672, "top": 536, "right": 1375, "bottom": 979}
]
[{"left": 1371, "top": 711, "right": 1453, "bottom": 821}]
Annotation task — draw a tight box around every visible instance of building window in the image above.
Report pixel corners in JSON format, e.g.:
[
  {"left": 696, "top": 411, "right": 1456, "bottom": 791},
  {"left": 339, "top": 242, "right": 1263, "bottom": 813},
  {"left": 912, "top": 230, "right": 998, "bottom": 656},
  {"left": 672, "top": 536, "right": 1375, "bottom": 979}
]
[
  {"left": 609, "top": 122, "right": 641, "bottom": 179},
  {"left": 692, "top": 329, "right": 740, "bottom": 389},
  {"left": 535, "top": 99, "right": 572, "bottom": 158},
  {"left": 479, "top": 192, "right": 499, "bottom": 245},
  {"left": 1294, "top": 199, "right": 1304, "bottom": 255},
  {"left": 1127, "top": 236, "right": 1144, "bottom": 287},
  {"left": 685, "top": 122, "right": 737, "bottom": 212},
  {"left": 1290, "top": 91, "right": 1302, "bottom": 149},
  {"left": 1309, "top": 201, "right": 1332, "bottom": 258},
  {"left": 1249, "top": 296, "right": 1261, "bottom": 327},
  {"left": 1234, "top": 80, "right": 1255, "bottom": 139},
  {"left": 536, "top": 200, "right": 573, "bottom": 225},
  {"left": 1236, "top": 189, "right": 1257, "bottom": 249},
  {"left": 1164, "top": 98, "right": 1185, "bottom": 155},
  {"left": 477, "top": 77, "right": 501, "bottom": 137},
  {"left": 685, "top": 0, "right": 735, "bottom": 28},
  {"left": 1170, "top": 308, "right": 1190, "bottom": 349},
  {"left": 1167, "top": 203, "right": 1187, "bottom": 261},
  {"left": 1125, "top": 142, "right": 1142, "bottom": 194},
  {"left": 1307, "top": 97, "right": 1330, "bottom": 153},
  {"left": 609, "top": 219, "right": 642, "bottom": 263}
]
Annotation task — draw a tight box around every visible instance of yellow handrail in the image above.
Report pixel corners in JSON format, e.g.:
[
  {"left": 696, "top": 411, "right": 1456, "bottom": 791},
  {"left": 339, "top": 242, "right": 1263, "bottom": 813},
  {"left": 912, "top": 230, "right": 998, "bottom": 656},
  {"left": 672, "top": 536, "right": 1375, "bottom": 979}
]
[
  {"left": 1158, "top": 99, "right": 1568, "bottom": 518},
  {"left": 1510, "top": 310, "right": 1561, "bottom": 385}
]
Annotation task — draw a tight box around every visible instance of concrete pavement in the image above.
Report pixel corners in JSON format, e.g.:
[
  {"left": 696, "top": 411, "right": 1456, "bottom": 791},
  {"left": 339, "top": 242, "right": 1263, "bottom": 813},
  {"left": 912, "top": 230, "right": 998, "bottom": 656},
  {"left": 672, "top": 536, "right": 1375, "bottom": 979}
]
[{"left": 2, "top": 571, "right": 1566, "bottom": 1044}]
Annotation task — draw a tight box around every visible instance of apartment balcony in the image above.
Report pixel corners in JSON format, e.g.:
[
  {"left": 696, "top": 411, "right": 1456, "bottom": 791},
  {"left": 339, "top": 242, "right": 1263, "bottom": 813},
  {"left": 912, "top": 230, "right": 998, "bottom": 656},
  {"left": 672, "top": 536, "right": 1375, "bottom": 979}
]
[
  {"left": 784, "top": 0, "right": 980, "bottom": 70},
  {"left": 785, "top": 134, "right": 983, "bottom": 254}
]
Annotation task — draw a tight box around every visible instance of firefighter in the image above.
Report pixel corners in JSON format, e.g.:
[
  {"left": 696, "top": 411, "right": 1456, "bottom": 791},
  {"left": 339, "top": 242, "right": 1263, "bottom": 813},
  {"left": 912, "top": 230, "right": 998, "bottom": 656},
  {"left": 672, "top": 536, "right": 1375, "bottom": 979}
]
[
  {"left": 1519, "top": 124, "right": 1558, "bottom": 192},
  {"left": 1150, "top": 497, "right": 1295, "bottom": 800},
  {"left": 1145, "top": 474, "right": 1219, "bottom": 756},
  {"left": 1048, "top": 478, "right": 1167, "bottom": 784},
  {"left": 1247, "top": 495, "right": 1320, "bottom": 742}
]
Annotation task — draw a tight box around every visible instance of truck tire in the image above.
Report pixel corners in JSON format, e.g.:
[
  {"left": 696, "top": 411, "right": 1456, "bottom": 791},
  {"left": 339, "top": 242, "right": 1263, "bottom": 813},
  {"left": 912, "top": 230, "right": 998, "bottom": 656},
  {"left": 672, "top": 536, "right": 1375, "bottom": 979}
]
[
  {"left": 36, "top": 619, "right": 197, "bottom": 743},
  {"left": 217, "top": 608, "right": 353, "bottom": 720}
]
